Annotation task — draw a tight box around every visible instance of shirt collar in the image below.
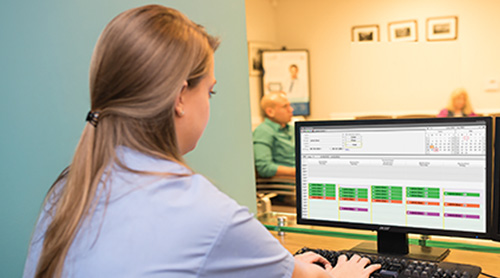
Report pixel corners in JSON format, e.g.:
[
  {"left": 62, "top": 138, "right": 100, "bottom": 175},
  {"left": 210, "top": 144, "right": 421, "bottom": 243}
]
[
  {"left": 264, "top": 117, "right": 289, "bottom": 132},
  {"left": 115, "top": 146, "right": 191, "bottom": 175}
]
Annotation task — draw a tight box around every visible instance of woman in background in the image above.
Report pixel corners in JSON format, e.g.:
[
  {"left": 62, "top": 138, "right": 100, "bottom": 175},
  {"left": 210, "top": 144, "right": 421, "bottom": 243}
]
[
  {"left": 437, "top": 88, "right": 477, "bottom": 117},
  {"left": 23, "top": 5, "right": 379, "bottom": 278}
]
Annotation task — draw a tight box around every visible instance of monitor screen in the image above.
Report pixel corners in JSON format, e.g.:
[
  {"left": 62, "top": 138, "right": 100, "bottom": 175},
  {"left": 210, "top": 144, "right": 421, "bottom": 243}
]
[{"left": 296, "top": 117, "right": 492, "bottom": 239}]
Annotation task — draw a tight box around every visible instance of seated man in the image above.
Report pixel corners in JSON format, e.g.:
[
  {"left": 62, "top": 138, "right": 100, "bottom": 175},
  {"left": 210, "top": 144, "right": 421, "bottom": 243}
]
[{"left": 253, "top": 92, "right": 295, "bottom": 178}]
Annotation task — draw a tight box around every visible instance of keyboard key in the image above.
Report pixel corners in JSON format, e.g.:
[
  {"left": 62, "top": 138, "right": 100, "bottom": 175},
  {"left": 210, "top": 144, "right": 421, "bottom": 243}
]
[{"left": 379, "top": 269, "right": 398, "bottom": 278}]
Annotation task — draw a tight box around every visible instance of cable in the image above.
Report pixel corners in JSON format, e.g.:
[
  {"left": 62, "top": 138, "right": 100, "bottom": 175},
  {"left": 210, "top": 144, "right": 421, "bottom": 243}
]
[{"left": 481, "top": 272, "right": 498, "bottom": 278}]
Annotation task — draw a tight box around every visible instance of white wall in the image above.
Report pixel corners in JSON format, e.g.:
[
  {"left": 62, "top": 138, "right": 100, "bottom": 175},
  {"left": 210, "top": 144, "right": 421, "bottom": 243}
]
[
  {"left": 247, "top": 0, "right": 500, "bottom": 120},
  {"left": 246, "top": 0, "right": 279, "bottom": 127}
]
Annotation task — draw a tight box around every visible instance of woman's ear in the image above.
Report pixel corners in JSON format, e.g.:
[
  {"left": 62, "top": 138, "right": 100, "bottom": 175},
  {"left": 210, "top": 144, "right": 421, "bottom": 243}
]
[{"left": 175, "top": 81, "right": 189, "bottom": 117}]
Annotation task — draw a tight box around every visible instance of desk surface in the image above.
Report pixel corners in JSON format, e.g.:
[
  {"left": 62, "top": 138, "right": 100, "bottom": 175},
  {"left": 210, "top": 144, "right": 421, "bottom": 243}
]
[{"left": 271, "top": 231, "right": 500, "bottom": 277}]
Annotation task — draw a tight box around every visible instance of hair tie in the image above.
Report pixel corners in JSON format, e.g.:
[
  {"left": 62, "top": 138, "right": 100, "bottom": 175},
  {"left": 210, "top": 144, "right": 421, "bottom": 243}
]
[{"left": 86, "top": 111, "right": 99, "bottom": 127}]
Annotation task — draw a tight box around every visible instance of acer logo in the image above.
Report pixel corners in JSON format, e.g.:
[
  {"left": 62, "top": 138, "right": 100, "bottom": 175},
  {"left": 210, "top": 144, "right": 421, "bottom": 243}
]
[{"left": 379, "top": 226, "right": 390, "bottom": 231}]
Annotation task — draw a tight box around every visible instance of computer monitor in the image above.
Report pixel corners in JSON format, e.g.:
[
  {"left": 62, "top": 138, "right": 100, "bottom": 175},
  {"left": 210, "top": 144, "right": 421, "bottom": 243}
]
[
  {"left": 492, "top": 117, "right": 500, "bottom": 242},
  {"left": 295, "top": 117, "right": 492, "bottom": 260}
]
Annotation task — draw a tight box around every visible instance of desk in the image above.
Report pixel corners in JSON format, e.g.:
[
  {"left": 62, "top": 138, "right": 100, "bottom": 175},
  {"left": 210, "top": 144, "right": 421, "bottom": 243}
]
[{"left": 270, "top": 231, "right": 500, "bottom": 277}]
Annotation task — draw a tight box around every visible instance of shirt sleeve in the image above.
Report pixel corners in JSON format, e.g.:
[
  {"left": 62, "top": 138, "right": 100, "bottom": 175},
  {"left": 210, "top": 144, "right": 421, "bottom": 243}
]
[
  {"left": 253, "top": 128, "right": 279, "bottom": 178},
  {"left": 199, "top": 206, "right": 294, "bottom": 278}
]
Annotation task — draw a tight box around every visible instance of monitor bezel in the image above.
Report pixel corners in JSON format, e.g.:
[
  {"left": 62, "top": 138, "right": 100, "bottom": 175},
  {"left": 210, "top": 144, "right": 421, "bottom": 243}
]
[
  {"left": 492, "top": 117, "right": 500, "bottom": 241},
  {"left": 295, "top": 117, "right": 493, "bottom": 240}
]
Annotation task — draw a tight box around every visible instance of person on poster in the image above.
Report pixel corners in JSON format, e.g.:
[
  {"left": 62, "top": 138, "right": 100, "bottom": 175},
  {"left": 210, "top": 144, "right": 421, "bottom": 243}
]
[{"left": 284, "top": 64, "right": 307, "bottom": 98}]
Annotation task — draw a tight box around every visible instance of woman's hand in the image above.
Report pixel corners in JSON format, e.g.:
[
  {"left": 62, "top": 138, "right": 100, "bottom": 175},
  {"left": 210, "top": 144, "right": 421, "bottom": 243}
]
[
  {"left": 328, "top": 254, "right": 381, "bottom": 278},
  {"left": 294, "top": 251, "right": 332, "bottom": 271}
]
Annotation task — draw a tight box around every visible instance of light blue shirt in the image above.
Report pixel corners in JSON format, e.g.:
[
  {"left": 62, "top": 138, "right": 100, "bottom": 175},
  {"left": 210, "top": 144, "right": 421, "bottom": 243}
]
[{"left": 23, "top": 147, "right": 294, "bottom": 277}]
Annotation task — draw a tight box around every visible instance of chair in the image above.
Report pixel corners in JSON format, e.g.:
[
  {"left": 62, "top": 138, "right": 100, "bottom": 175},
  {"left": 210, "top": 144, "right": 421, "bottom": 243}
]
[
  {"left": 355, "top": 115, "right": 393, "bottom": 120},
  {"left": 256, "top": 175, "right": 296, "bottom": 196},
  {"left": 255, "top": 174, "right": 296, "bottom": 215},
  {"left": 256, "top": 192, "right": 277, "bottom": 216}
]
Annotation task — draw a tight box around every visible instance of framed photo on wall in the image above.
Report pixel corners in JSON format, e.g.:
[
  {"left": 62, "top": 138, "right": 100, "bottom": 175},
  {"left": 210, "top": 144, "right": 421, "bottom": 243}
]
[
  {"left": 262, "top": 50, "right": 311, "bottom": 116},
  {"left": 388, "top": 20, "right": 418, "bottom": 42},
  {"left": 248, "top": 41, "right": 276, "bottom": 76},
  {"left": 351, "top": 25, "right": 380, "bottom": 42},
  {"left": 427, "top": 16, "right": 458, "bottom": 41}
]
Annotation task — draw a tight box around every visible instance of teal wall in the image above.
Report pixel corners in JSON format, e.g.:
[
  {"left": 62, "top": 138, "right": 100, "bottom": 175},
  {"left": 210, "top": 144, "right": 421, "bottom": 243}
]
[{"left": 0, "top": 1, "right": 254, "bottom": 276}]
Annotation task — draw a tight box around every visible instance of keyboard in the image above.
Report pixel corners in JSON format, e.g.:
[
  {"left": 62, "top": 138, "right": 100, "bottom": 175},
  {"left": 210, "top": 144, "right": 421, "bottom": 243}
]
[{"left": 295, "top": 247, "right": 481, "bottom": 278}]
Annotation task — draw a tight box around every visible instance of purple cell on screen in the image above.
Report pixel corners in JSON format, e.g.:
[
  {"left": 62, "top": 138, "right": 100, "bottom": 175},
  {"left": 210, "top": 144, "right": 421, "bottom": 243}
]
[
  {"left": 340, "top": 207, "right": 356, "bottom": 211},
  {"left": 407, "top": 211, "right": 425, "bottom": 216},
  {"left": 444, "top": 213, "right": 464, "bottom": 218}
]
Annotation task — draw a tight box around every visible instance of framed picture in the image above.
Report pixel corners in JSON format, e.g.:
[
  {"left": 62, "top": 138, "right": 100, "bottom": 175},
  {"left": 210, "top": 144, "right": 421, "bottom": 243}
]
[
  {"left": 351, "top": 25, "right": 380, "bottom": 42},
  {"left": 262, "top": 50, "right": 311, "bottom": 116},
  {"left": 427, "top": 16, "right": 458, "bottom": 41},
  {"left": 248, "top": 41, "right": 276, "bottom": 76},
  {"left": 388, "top": 20, "right": 418, "bottom": 42}
]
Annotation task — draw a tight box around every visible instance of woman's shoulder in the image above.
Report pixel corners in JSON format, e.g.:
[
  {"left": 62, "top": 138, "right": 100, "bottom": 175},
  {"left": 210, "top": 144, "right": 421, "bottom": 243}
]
[
  {"left": 111, "top": 166, "right": 241, "bottom": 221},
  {"left": 106, "top": 147, "right": 247, "bottom": 230},
  {"left": 164, "top": 173, "right": 241, "bottom": 216}
]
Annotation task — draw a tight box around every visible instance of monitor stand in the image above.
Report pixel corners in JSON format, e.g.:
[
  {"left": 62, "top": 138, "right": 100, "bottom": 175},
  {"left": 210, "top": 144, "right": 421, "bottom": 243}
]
[{"left": 349, "top": 231, "right": 450, "bottom": 261}]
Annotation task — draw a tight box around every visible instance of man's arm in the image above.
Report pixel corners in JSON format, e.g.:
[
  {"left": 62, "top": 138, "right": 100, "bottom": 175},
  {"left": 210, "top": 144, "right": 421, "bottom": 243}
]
[
  {"left": 276, "top": 165, "right": 295, "bottom": 177},
  {"left": 253, "top": 125, "right": 295, "bottom": 178},
  {"left": 253, "top": 142, "right": 280, "bottom": 178}
]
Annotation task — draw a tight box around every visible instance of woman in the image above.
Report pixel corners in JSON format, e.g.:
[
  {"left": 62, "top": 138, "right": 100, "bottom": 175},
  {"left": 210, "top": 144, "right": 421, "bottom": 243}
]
[
  {"left": 23, "top": 5, "right": 380, "bottom": 278},
  {"left": 437, "top": 88, "right": 477, "bottom": 117}
]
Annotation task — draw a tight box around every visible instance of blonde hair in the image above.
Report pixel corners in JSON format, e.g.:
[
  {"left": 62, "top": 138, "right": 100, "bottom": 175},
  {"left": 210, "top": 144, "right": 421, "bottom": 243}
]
[
  {"left": 446, "top": 88, "right": 473, "bottom": 115},
  {"left": 35, "top": 5, "right": 219, "bottom": 277}
]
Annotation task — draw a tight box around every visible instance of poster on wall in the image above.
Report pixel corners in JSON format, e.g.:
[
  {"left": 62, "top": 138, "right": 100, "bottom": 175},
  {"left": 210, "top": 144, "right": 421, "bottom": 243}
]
[{"left": 262, "top": 50, "right": 310, "bottom": 116}]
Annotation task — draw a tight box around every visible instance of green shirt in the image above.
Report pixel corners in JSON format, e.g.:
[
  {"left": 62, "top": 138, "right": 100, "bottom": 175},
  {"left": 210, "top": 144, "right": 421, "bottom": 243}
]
[{"left": 252, "top": 118, "right": 295, "bottom": 178}]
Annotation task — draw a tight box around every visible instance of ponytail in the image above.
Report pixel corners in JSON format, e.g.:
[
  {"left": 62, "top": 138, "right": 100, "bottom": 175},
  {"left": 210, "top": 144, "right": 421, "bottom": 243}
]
[{"left": 36, "top": 123, "right": 105, "bottom": 277}]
